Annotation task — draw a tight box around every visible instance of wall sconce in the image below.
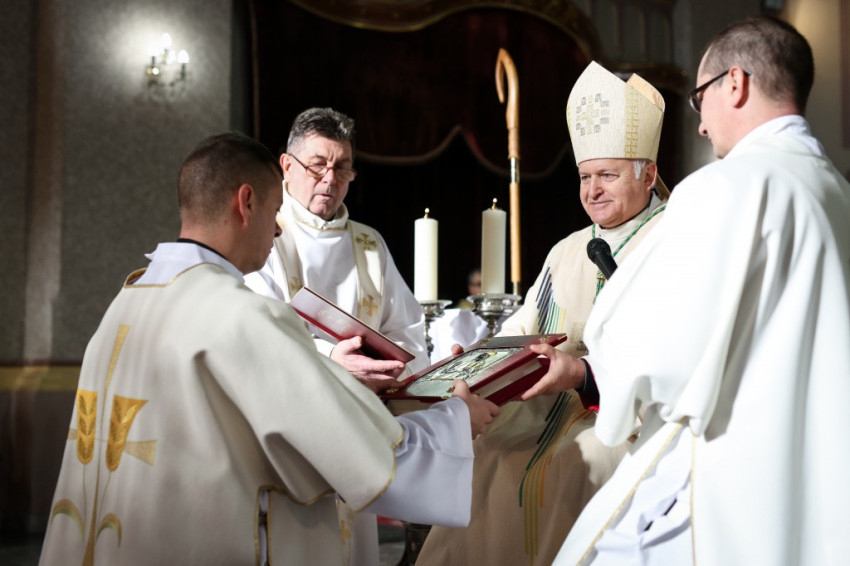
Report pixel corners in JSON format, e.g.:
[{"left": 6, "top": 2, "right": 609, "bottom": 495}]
[{"left": 146, "top": 33, "right": 190, "bottom": 88}]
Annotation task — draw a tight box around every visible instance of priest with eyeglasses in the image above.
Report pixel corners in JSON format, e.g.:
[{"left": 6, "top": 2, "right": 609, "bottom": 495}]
[
  {"left": 246, "top": 107, "right": 430, "bottom": 388},
  {"left": 244, "top": 107, "right": 439, "bottom": 566}
]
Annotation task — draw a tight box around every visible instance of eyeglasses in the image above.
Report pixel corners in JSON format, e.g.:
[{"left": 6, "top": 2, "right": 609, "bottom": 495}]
[
  {"left": 288, "top": 153, "right": 357, "bottom": 183},
  {"left": 688, "top": 69, "right": 752, "bottom": 113}
]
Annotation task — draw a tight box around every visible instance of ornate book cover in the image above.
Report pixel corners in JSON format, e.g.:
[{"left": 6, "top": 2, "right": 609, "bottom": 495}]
[
  {"left": 289, "top": 287, "right": 415, "bottom": 363},
  {"left": 382, "top": 333, "right": 567, "bottom": 408}
]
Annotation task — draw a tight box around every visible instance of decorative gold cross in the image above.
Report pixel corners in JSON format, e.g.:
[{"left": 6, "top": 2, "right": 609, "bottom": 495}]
[
  {"left": 360, "top": 295, "right": 378, "bottom": 317},
  {"left": 354, "top": 233, "right": 377, "bottom": 251},
  {"left": 288, "top": 275, "right": 303, "bottom": 295}
]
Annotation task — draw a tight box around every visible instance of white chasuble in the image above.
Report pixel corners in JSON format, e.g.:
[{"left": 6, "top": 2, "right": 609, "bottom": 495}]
[
  {"left": 555, "top": 117, "right": 850, "bottom": 565},
  {"left": 39, "top": 246, "right": 406, "bottom": 565},
  {"left": 417, "top": 197, "right": 666, "bottom": 566},
  {"left": 245, "top": 186, "right": 429, "bottom": 373}
]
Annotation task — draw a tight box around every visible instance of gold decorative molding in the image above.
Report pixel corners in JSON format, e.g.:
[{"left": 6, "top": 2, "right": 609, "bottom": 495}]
[
  {"left": 288, "top": 0, "right": 603, "bottom": 60},
  {"left": 0, "top": 365, "right": 81, "bottom": 392}
]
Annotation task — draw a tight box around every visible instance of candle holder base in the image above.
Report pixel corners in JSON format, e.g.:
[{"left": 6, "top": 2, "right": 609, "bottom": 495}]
[
  {"left": 419, "top": 300, "right": 452, "bottom": 359},
  {"left": 469, "top": 293, "right": 522, "bottom": 337}
]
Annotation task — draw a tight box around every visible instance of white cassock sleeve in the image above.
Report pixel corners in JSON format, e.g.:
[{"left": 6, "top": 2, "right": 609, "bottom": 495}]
[{"left": 367, "top": 397, "right": 473, "bottom": 526}]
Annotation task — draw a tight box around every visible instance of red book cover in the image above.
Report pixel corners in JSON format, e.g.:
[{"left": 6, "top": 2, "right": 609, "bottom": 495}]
[
  {"left": 289, "top": 287, "right": 415, "bottom": 363},
  {"left": 381, "top": 333, "right": 567, "bottom": 407}
]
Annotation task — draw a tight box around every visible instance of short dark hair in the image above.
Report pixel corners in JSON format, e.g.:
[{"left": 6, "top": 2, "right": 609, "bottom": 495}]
[
  {"left": 286, "top": 108, "right": 356, "bottom": 157},
  {"left": 701, "top": 17, "right": 814, "bottom": 113},
  {"left": 177, "top": 132, "right": 281, "bottom": 223}
]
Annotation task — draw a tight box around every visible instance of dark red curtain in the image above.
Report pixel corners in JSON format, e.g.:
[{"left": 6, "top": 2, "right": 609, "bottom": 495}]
[{"left": 249, "top": 1, "right": 679, "bottom": 301}]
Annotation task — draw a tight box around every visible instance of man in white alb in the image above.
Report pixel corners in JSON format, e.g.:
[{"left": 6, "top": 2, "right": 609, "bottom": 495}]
[
  {"left": 244, "top": 108, "right": 438, "bottom": 564},
  {"left": 38, "top": 133, "right": 498, "bottom": 566},
  {"left": 417, "top": 62, "right": 670, "bottom": 566},
  {"left": 545, "top": 17, "right": 850, "bottom": 565},
  {"left": 245, "top": 107, "right": 429, "bottom": 390}
]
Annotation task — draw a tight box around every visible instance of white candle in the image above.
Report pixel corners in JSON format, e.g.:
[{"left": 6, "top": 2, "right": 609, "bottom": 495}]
[
  {"left": 481, "top": 199, "right": 506, "bottom": 294},
  {"left": 414, "top": 208, "right": 438, "bottom": 301}
]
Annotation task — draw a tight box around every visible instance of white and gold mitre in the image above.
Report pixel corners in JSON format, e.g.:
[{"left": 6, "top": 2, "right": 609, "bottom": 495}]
[{"left": 566, "top": 61, "right": 665, "bottom": 165}]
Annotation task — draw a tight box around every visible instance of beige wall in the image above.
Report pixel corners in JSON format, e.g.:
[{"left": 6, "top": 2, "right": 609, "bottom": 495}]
[
  {"left": 1, "top": 0, "right": 234, "bottom": 533},
  {"left": 673, "top": 0, "right": 850, "bottom": 177},
  {"left": 0, "top": 0, "right": 233, "bottom": 363},
  {"left": 786, "top": 0, "right": 850, "bottom": 176},
  {"left": 673, "top": 0, "right": 765, "bottom": 172}
]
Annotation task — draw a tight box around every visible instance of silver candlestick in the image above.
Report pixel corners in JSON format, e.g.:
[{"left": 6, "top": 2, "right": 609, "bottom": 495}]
[
  {"left": 419, "top": 300, "right": 452, "bottom": 359},
  {"left": 469, "top": 293, "right": 522, "bottom": 337}
]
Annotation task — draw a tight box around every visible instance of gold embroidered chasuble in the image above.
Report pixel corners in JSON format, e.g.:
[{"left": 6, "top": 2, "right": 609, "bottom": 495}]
[
  {"left": 40, "top": 262, "right": 403, "bottom": 566},
  {"left": 417, "top": 196, "right": 665, "bottom": 566}
]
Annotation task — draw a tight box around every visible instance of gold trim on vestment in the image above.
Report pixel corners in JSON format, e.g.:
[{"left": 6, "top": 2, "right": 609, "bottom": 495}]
[
  {"left": 347, "top": 222, "right": 385, "bottom": 326},
  {"left": 76, "top": 390, "right": 97, "bottom": 464},
  {"left": 124, "top": 268, "right": 146, "bottom": 284},
  {"left": 350, "top": 426, "right": 405, "bottom": 513},
  {"left": 291, "top": 215, "right": 349, "bottom": 233},
  {"left": 521, "top": 396, "right": 593, "bottom": 564},
  {"left": 123, "top": 262, "right": 231, "bottom": 288},
  {"left": 47, "top": 324, "right": 156, "bottom": 564},
  {"left": 624, "top": 86, "right": 640, "bottom": 158},
  {"left": 106, "top": 395, "right": 147, "bottom": 471},
  {"left": 691, "top": 431, "right": 697, "bottom": 565},
  {"left": 360, "top": 294, "right": 379, "bottom": 318},
  {"left": 122, "top": 440, "right": 157, "bottom": 466},
  {"left": 103, "top": 325, "right": 129, "bottom": 395},
  {"left": 354, "top": 232, "right": 378, "bottom": 251},
  {"left": 577, "top": 419, "right": 686, "bottom": 564}
]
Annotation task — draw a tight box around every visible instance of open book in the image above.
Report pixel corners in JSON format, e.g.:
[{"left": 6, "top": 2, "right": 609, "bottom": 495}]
[
  {"left": 382, "top": 333, "right": 567, "bottom": 409},
  {"left": 289, "top": 287, "right": 415, "bottom": 363}
]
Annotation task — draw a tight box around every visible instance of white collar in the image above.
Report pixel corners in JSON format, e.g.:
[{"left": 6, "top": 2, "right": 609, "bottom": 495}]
[
  {"left": 133, "top": 242, "right": 243, "bottom": 285},
  {"left": 729, "top": 115, "right": 825, "bottom": 158},
  {"left": 281, "top": 181, "right": 350, "bottom": 232}
]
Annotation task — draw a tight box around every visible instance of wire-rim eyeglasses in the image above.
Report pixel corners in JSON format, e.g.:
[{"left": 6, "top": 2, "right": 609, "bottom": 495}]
[{"left": 288, "top": 153, "right": 357, "bottom": 183}]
